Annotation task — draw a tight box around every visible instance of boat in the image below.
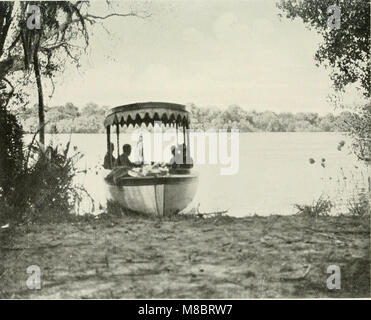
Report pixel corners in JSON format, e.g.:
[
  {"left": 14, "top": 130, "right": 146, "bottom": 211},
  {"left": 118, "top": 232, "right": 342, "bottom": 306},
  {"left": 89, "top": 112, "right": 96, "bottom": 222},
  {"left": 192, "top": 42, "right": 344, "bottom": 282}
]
[{"left": 103, "top": 102, "right": 198, "bottom": 216}]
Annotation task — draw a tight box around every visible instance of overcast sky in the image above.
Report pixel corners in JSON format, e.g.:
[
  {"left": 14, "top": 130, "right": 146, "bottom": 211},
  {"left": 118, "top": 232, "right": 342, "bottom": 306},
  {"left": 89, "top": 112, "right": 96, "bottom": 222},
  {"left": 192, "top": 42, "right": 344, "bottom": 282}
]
[{"left": 47, "top": 0, "right": 356, "bottom": 114}]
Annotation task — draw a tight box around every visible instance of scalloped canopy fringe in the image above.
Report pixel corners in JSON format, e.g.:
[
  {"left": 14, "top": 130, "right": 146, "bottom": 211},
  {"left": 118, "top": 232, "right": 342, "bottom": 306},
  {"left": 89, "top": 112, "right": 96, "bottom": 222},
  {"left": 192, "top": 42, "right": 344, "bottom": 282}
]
[{"left": 104, "top": 102, "right": 189, "bottom": 127}]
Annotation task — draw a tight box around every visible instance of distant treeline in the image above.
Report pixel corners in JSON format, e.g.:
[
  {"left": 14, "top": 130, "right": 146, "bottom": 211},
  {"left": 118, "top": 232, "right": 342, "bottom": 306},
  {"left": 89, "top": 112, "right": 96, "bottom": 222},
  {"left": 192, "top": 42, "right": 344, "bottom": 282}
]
[{"left": 17, "top": 102, "right": 351, "bottom": 133}]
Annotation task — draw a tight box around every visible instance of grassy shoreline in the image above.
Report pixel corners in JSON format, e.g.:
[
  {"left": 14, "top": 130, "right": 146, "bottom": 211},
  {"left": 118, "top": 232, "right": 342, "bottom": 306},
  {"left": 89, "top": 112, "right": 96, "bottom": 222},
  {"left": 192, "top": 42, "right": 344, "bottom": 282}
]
[{"left": 0, "top": 213, "right": 369, "bottom": 298}]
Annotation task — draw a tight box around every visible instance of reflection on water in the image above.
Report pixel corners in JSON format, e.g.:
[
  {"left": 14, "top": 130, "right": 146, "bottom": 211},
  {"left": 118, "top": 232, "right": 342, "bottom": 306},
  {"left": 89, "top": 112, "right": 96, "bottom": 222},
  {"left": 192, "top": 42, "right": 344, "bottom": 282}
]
[{"left": 25, "top": 132, "right": 370, "bottom": 217}]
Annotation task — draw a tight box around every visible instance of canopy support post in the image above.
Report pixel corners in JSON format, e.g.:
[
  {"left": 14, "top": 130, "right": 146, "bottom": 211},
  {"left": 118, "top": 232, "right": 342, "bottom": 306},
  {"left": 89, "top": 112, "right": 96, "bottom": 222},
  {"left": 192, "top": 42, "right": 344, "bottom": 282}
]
[
  {"left": 185, "top": 122, "right": 190, "bottom": 164},
  {"left": 183, "top": 124, "right": 187, "bottom": 164},
  {"left": 116, "top": 123, "right": 120, "bottom": 163},
  {"left": 107, "top": 125, "right": 112, "bottom": 168},
  {"left": 186, "top": 122, "right": 191, "bottom": 158}
]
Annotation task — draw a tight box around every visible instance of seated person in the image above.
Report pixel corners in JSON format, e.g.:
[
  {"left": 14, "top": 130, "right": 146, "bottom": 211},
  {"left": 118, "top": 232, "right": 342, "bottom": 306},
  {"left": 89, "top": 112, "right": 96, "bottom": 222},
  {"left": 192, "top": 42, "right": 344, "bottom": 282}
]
[
  {"left": 168, "top": 145, "right": 178, "bottom": 169},
  {"left": 167, "top": 144, "right": 193, "bottom": 171},
  {"left": 103, "top": 142, "right": 116, "bottom": 170},
  {"left": 116, "top": 144, "right": 140, "bottom": 167}
]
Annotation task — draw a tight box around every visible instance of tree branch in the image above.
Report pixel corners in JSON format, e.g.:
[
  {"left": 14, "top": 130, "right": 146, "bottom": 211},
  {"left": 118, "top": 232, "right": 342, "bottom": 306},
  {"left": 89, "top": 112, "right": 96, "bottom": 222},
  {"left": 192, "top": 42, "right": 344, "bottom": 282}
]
[{"left": 85, "top": 12, "right": 151, "bottom": 20}]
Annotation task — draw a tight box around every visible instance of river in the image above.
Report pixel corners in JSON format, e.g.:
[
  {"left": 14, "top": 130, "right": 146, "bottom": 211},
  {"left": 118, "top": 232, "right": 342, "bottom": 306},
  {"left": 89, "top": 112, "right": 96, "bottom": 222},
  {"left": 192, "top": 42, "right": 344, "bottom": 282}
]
[{"left": 27, "top": 132, "right": 370, "bottom": 217}]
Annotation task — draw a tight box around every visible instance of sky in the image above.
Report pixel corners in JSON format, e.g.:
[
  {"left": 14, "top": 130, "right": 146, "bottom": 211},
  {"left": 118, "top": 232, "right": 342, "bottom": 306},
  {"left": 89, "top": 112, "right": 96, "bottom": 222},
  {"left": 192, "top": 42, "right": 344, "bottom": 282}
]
[{"left": 46, "top": 0, "right": 353, "bottom": 114}]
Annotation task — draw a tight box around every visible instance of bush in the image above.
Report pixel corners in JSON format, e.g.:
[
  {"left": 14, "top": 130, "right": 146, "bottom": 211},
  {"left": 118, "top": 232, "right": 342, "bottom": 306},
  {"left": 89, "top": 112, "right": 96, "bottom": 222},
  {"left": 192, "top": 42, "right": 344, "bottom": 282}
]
[
  {"left": 0, "top": 110, "right": 89, "bottom": 223},
  {"left": 11, "top": 140, "right": 88, "bottom": 222},
  {"left": 0, "top": 105, "right": 24, "bottom": 201},
  {"left": 347, "top": 191, "right": 370, "bottom": 217},
  {"left": 341, "top": 103, "right": 371, "bottom": 163},
  {"left": 294, "top": 196, "right": 333, "bottom": 218}
]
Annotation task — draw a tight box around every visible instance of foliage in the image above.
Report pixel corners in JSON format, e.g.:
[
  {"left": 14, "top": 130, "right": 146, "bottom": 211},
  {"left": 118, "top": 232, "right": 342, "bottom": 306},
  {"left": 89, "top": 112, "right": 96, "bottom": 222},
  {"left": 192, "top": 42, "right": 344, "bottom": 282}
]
[
  {"left": 18, "top": 141, "right": 83, "bottom": 220},
  {"left": 277, "top": 0, "right": 371, "bottom": 164},
  {"left": 0, "top": 132, "right": 89, "bottom": 223},
  {"left": 306, "top": 143, "right": 370, "bottom": 217},
  {"left": 347, "top": 191, "right": 370, "bottom": 217},
  {"left": 188, "top": 104, "right": 351, "bottom": 132},
  {"left": 0, "top": 104, "right": 24, "bottom": 201},
  {"left": 16, "top": 101, "right": 353, "bottom": 133},
  {"left": 0, "top": 1, "right": 150, "bottom": 145},
  {"left": 0, "top": 2, "right": 147, "bottom": 223},
  {"left": 277, "top": 0, "right": 370, "bottom": 97},
  {"left": 294, "top": 196, "right": 334, "bottom": 217},
  {"left": 340, "top": 103, "right": 371, "bottom": 162}
]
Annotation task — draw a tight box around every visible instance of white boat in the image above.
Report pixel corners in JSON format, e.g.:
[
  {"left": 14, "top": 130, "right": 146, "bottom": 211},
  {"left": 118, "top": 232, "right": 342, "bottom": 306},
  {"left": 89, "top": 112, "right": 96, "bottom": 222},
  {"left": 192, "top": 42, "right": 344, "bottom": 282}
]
[
  {"left": 105, "top": 173, "right": 198, "bottom": 216},
  {"left": 103, "top": 102, "right": 199, "bottom": 216}
]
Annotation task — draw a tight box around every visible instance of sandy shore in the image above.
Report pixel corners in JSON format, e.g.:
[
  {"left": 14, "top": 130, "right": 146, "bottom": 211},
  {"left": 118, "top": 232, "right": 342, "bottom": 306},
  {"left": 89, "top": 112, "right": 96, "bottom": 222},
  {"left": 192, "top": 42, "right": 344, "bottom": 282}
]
[{"left": 0, "top": 214, "right": 369, "bottom": 298}]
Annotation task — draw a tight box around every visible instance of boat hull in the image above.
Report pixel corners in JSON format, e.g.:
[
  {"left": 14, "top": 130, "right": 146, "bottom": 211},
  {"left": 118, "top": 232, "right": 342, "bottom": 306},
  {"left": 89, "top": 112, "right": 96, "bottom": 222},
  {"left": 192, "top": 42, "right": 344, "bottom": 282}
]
[{"left": 105, "top": 173, "right": 198, "bottom": 216}]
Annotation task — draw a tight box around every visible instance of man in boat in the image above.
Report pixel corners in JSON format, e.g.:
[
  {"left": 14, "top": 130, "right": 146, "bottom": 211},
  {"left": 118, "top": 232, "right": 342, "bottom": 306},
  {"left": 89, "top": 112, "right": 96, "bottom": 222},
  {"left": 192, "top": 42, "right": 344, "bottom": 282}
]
[
  {"left": 168, "top": 145, "right": 178, "bottom": 169},
  {"left": 103, "top": 142, "right": 116, "bottom": 170},
  {"left": 167, "top": 144, "right": 193, "bottom": 171},
  {"left": 117, "top": 144, "right": 141, "bottom": 167}
]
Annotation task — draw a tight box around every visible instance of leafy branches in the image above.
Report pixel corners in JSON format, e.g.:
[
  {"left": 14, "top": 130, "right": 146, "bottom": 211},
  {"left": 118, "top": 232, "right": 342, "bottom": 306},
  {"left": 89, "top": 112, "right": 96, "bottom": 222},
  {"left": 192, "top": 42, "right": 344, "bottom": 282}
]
[
  {"left": 0, "top": 1, "right": 150, "bottom": 144},
  {"left": 342, "top": 103, "right": 371, "bottom": 162},
  {"left": 277, "top": 0, "right": 370, "bottom": 98},
  {"left": 277, "top": 0, "right": 371, "bottom": 164}
]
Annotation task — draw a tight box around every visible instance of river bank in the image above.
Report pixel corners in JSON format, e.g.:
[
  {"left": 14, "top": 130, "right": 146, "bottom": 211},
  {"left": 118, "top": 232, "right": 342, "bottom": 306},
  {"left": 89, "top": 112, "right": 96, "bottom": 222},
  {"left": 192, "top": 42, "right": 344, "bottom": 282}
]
[{"left": 0, "top": 213, "right": 369, "bottom": 298}]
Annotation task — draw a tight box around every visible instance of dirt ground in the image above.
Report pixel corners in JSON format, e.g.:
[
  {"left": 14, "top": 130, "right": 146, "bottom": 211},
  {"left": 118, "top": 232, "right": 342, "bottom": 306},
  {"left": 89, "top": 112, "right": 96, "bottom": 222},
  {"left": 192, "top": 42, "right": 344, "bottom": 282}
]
[{"left": 0, "top": 214, "right": 369, "bottom": 299}]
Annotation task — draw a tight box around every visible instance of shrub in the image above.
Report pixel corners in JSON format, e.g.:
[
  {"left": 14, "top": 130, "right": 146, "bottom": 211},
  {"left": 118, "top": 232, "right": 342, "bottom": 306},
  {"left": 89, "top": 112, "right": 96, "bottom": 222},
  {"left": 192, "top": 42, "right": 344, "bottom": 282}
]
[
  {"left": 0, "top": 116, "right": 90, "bottom": 223},
  {"left": 0, "top": 105, "right": 24, "bottom": 201},
  {"left": 340, "top": 103, "right": 371, "bottom": 163},
  {"left": 347, "top": 191, "right": 370, "bottom": 217},
  {"left": 12, "top": 140, "right": 88, "bottom": 222},
  {"left": 294, "top": 196, "right": 333, "bottom": 218}
]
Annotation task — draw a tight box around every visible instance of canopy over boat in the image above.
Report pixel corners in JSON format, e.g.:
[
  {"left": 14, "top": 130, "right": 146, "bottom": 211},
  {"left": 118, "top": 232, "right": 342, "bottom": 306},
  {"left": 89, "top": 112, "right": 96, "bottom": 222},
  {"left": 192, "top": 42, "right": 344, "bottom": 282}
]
[
  {"left": 104, "top": 102, "right": 189, "bottom": 127},
  {"left": 104, "top": 101, "right": 192, "bottom": 170}
]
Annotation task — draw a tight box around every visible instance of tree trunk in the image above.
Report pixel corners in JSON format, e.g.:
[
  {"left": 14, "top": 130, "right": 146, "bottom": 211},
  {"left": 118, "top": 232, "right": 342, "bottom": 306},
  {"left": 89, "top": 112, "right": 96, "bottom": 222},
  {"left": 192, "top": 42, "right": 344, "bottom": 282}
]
[{"left": 33, "top": 45, "right": 45, "bottom": 146}]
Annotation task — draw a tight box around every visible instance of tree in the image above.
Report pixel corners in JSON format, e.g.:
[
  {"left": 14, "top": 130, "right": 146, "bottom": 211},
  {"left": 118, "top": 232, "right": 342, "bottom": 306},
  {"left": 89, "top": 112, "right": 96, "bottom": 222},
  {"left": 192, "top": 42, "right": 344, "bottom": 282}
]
[
  {"left": 277, "top": 0, "right": 370, "bottom": 162},
  {"left": 319, "top": 113, "right": 336, "bottom": 131},
  {"left": 344, "top": 103, "right": 371, "bottom": 161},
  {"left": 0, "top": 1, "right": 149, "bottom": 145},
  {"left": 0, "top": 2, "right": 15, "bottom": 108},
  {"left": 277, "top": 0, "right": 370, "bottom": 97},
  {"left": 278, "top": 112, "right": 296, "bottom": 131},
  {"left": 81, "top": 102, "right": 105, "bottom": 116},
  {"left": 254, "top": 111, "right": 279, "bottom": 131}
]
